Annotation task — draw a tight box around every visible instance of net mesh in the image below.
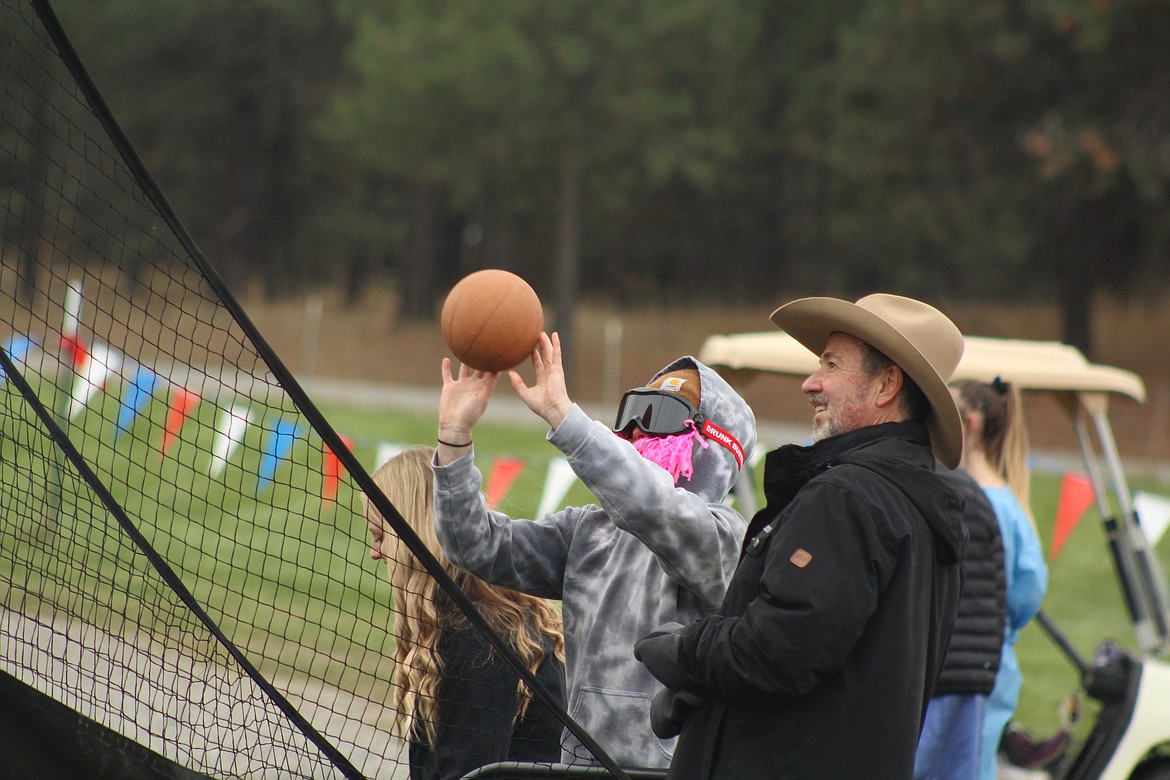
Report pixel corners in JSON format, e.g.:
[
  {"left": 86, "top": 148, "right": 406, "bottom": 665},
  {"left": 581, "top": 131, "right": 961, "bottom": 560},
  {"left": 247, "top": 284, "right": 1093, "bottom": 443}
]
[{"left": 0, "top": 1, "right": 609, "bottom": 777}]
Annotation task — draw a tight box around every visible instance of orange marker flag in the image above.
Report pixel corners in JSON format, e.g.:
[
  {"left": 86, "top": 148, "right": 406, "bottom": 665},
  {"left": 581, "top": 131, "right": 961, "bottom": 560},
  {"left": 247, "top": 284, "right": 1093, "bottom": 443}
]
[
  {"left": 59, "top": 332, "right": 89, "bottom": 372},
  {"left": 485, "top": 456, "right": 526, "bottom": 510},
  {"left": 322, "top": 435, "right": 355, "bottom": 502},
  {"left": 160, "top": 388, "right": 200, "bottom": 457},
  {"left": 1050, "top": 472, "right": 1095, "bottom": 560}
]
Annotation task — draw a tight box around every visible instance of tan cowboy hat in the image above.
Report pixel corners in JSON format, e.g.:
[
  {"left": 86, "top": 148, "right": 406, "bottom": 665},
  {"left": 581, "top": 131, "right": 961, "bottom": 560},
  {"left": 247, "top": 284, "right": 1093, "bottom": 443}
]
[{"left": 770, "top": 293, "right": 965, "bottom": 469}]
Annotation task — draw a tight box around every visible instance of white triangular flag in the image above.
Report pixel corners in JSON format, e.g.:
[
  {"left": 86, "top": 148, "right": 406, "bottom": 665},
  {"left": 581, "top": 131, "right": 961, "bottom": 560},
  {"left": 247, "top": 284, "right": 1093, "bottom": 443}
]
[
  {"left": 536, "top": 457, "right": 577, "bottom": 518},
  {"left": 209, "top": 404, "right": 251, "bottom": 478},
  {"left": 1135, "top": 491, "right": 1170, "bottom": 548},
  {"left": 374, "top": 441, "right": 406, "bottom": 471},
  {"left": 67, "top": 342, "right": 121, "bottom": 420}
]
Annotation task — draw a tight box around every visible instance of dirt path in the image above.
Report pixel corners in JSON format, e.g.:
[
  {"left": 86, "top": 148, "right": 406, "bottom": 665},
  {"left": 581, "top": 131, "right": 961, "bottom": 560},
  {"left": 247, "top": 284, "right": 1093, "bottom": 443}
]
[{"left": 0, "top": 608, "right": 409, "bottom": 779}]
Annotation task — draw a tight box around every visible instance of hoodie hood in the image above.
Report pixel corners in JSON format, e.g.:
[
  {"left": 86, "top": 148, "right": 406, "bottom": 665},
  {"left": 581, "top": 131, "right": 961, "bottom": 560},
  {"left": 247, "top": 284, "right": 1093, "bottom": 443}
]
[
  {"left": 643, "top": 356, "right": 757, "bottom": 503},
  {"left": 835, "top": 422, "right": 967, "bottom": 564}
]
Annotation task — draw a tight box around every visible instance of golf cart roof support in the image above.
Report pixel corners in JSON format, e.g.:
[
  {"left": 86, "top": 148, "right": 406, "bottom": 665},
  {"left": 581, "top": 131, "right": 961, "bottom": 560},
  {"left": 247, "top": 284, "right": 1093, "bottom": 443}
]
[
  {"left": 1071, "top": 401, "right": 1161, "bottom": 653},
  {"left": 1075, "top": 392, "right": 1170, "bottom": 655}
]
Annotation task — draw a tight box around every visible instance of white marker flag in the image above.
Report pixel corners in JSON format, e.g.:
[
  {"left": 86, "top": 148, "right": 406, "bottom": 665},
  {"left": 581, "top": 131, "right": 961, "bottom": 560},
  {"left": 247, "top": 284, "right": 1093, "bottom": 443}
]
[
  {"left": 209, "top": 404, "right": 251, "bottom": 478},
  {"left": 1135, "top": 491, "right": 1170, "bottom": 548},
  {"left": 374, "top": 442, "right": 406, "bottom": 471},
  {"left": 67, "top": 342, "right": 121, "bottom": 420},
  {"left": 536, "top": 457, "right": 577, "bottom": 518}
]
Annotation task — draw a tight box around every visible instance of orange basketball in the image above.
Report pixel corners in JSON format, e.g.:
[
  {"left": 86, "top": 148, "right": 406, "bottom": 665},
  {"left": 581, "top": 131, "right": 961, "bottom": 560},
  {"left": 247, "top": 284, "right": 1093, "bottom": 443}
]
[{"left": 440, "top": 269, "right": 544, "bottom": 372}]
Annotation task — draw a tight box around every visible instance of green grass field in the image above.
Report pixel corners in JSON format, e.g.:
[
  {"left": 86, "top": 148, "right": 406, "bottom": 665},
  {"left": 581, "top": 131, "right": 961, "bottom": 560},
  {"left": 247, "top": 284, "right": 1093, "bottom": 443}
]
[{"left": 4, "top": 374, "right": 1170, "bottom": 747}]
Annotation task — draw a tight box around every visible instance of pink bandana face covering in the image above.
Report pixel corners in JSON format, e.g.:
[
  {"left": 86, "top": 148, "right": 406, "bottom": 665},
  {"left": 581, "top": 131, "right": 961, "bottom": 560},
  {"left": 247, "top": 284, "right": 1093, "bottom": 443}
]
[{"left": 626, "top": 420, "right": 709, "bottom": 483}]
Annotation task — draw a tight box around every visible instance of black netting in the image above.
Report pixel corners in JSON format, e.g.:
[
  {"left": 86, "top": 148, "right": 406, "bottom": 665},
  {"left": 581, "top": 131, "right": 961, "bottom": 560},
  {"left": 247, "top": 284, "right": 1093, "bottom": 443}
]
[{"left": 0, "top": 2, "right": 621, "bottom": 778}]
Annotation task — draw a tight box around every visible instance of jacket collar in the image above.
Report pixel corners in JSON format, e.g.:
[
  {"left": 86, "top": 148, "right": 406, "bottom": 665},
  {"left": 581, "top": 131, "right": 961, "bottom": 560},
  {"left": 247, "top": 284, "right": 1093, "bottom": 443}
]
[{"left": 761, "top": 420, "right": 930, "bottom": 510}]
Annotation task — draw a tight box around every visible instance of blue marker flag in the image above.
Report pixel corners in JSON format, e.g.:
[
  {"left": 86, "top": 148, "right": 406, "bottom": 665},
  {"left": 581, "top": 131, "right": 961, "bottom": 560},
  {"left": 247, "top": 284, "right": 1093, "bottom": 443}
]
[
  {"left": 256, "top": 418, "right": 303, "bottom": 494},
  {"left": 113, "top": 365, "right": 157, "bottom": 440},
  {"left": 0, "top": 335, "right": 35, "bottom": 384}
]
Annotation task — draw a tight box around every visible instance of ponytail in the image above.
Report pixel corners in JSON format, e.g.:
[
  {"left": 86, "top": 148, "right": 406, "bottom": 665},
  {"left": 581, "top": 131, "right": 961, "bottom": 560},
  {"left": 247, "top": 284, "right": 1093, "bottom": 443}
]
[
  {"left": 999, "top": 381, "right": 1033, "bottom": 526},
  {"left": 954, "top": 377, "right": 1035, "bottom": 526}
]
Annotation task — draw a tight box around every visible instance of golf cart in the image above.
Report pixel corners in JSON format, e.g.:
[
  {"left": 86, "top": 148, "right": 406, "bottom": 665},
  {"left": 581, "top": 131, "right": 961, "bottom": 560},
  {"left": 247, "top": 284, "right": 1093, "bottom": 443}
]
[{"left": 699, "top": 332, "right": 1170, "bottom": 780}]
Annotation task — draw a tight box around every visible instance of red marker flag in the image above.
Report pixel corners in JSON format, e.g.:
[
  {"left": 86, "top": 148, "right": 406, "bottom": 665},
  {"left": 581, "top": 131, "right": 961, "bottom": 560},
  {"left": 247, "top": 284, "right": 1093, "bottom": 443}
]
[
  {"left": 160, "top": 388, "right": 200, "bottom": 457},
  {"left": 59, "top": 332, "right": 89, "bottom": 372},
  {"left": 1050, "top": 472, "right": 1095, "bottom": 560},
  {"left": 322, "top": 435, "right": 354, "bottom": 502},
  {"left": 485, "top": 456, "right": 526, "bottom": 510}
]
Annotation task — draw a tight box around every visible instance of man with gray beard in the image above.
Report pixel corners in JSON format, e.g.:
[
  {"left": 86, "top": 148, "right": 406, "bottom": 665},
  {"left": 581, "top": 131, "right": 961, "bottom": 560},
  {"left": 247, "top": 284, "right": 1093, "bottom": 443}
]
[{"left": 636, "top": 294, "right": 968, "bottom": 779}]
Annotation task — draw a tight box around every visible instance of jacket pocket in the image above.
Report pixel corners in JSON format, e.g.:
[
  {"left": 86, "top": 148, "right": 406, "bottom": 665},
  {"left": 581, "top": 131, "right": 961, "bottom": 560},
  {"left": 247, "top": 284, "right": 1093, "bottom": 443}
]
[{"left": 570, "top": 684, "right": 676, "bottom": 767}]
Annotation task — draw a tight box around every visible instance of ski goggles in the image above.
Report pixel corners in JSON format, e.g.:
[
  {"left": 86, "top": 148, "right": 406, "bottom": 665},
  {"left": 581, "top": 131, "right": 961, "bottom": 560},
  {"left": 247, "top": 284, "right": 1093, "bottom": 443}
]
[
  {"left": 614, "top": 388, "right": 746, "bottom": 468},
  {"left": 613, "top": 388, "right": 702, "bottom": 438}
]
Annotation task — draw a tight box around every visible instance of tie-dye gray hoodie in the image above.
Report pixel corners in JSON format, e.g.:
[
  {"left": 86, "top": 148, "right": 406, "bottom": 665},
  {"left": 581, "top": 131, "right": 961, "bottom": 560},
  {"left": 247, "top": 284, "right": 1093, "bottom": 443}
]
[{"left": 432, "top": 357, "right": 756, "bottom": 769}]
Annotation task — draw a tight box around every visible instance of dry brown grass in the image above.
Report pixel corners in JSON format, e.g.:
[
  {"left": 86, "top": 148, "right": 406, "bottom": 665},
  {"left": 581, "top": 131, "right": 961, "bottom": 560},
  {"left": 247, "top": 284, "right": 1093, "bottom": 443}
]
[{"left": 239, "top": 285, "right": 1170, "bottom": 462}]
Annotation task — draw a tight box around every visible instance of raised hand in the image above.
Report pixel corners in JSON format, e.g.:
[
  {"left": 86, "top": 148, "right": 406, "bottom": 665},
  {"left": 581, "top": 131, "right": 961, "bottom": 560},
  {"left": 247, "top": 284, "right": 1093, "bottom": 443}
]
[
  {"left": 436, "top": 358, "right": 499, "bottom": 463},
  {"left": 510, "top": 332, "right": 572, "bottom": 429}
]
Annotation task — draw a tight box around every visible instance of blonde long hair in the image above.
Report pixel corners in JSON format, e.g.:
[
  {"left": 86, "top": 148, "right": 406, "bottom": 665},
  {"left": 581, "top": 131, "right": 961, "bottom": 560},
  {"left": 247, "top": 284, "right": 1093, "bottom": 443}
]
[
  {"left": 952, "top": 378, "right": 1033, "bottom": 524},
  {"left": 362, "top": 447, "right": 565, "bottom": 745}
]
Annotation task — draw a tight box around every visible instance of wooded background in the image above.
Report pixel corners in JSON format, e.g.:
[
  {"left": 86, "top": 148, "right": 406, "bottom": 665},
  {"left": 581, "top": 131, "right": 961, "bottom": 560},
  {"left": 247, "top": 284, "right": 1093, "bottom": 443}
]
[{"left": 9, "top": 0, "right": 1170, "bottom": 364}]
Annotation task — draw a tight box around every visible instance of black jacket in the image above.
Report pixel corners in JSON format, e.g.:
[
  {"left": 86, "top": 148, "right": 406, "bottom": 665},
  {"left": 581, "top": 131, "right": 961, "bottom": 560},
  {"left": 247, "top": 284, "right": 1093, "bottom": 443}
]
[
  {"left": 668, "top": 421, "right": 967, "bottom": 780},
  {"left": 933, "top": 467, "right": 1006, "bottom": 695},
  {"left": 410, "top": 624, "right": 565, "bottom": 780}
]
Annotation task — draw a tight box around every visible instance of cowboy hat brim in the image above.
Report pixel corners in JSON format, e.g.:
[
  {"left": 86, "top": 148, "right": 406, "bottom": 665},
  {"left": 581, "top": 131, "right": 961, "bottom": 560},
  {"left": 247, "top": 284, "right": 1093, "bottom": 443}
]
[{"left": 770, "top": 295, "right": 964, "bottom": 469}]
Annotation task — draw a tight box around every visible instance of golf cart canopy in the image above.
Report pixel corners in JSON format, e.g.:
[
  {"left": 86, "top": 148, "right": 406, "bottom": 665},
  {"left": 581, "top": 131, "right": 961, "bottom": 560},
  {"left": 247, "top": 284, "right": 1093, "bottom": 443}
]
[{"left": 698, "top": 331, "right": 1146, "bottom": 403}]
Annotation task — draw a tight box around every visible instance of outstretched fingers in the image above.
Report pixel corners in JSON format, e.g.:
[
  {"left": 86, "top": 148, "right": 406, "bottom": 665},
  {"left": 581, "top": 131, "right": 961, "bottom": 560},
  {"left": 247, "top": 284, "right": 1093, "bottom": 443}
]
[
  {"left": 438, "top": 357, "right": 499, "bottom": 434},
  {"left": 511, "top": 332, "right": 571, "bottom": 428}
]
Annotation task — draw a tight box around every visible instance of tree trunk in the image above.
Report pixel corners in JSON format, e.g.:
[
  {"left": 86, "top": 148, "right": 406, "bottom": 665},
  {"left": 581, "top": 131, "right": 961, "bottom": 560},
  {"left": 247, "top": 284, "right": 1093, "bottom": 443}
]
[
  {"left": 552, "top": 114, "right": 582, "bottom": 388},
  {"left": 1059, "top": 271, "right": 1094, "bottom": 359},
  {"left": 401, "top": 178, "right": 440, "bottom": 321},
  {"left": 12, "top": 96, "right": 51, "bottom": 306}
]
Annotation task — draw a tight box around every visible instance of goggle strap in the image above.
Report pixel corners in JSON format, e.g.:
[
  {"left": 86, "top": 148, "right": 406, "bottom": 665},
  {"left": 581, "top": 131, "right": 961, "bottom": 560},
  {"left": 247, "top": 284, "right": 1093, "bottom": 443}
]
[{"left": 700, "top": 419, "right": 745, "bottom": 470}]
